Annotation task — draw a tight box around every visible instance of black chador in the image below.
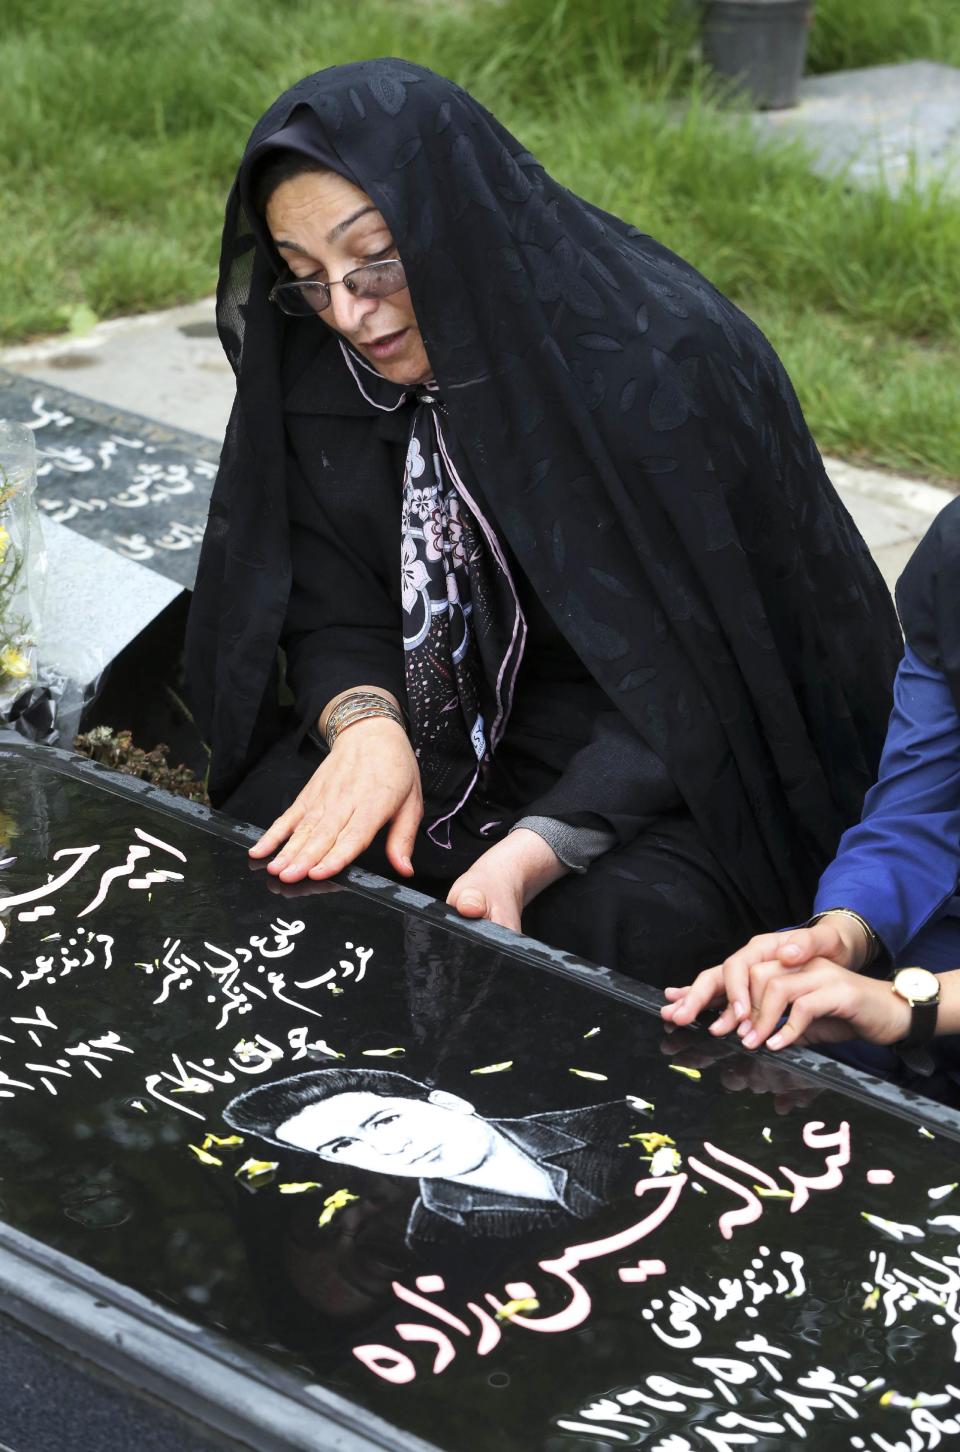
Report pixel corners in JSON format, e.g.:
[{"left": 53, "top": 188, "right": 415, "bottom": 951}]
[{"left": 186, "top": 60, "right": 901, "bottom": 982}]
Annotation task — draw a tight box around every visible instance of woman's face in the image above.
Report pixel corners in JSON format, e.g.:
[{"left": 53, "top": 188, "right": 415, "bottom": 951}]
[{"left": 265, "top": 169, "right": 432, "bottom": 387}]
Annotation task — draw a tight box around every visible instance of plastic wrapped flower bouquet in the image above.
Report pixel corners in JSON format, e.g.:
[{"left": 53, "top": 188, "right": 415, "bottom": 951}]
[{"left": 0, "top": 421, "right": 44, "bottom": 715}]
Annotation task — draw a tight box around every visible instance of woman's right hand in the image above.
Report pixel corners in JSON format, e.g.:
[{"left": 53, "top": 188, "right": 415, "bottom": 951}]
[
  {"left": 660, "top": 913, "right": 871, "bottom": 1037},
  {"left": 248, "top": 717, "right": 423, "bottom": 882}
]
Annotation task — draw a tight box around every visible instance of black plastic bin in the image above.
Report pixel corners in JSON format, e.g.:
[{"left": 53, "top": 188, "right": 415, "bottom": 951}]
[{"left": 702, "top": 0, "right": 814, "bottom": 110}]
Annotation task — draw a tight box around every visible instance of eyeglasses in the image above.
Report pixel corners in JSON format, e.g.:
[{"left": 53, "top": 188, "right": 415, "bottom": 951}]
[{"left": 269, "top": 259, "right": 407, "bottom": 317}]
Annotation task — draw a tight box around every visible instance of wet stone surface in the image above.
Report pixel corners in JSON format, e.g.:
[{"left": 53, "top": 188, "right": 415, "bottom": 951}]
[{"left": 2, "top": 741, "right": 960, "bottom": 1451}]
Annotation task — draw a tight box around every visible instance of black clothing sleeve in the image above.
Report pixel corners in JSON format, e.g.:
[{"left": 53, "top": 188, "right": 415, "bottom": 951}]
[
  {"left": 281, "top": 447, "right": 404, "bottom": 736},
  {"left": 518, "top": 709, "right": 682, "bottom": 848},
  {"left": 896, "top": 496, "right": 960, "bottom": 717}
]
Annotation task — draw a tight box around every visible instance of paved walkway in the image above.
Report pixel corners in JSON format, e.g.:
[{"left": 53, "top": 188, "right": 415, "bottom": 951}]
[
  {"left": 752, "top": 61, "right": 960, "bottom": 195},
  {"left": 1, "top": 295, "right": 954, "bottom": 592}
]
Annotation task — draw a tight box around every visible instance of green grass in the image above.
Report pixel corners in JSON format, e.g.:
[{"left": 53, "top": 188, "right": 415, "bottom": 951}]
[
  {"left": 2, "top": 0, "right": 959, "bottom": 483},
  {"left": 809, "top": 0, "right": 960, "bottom": 73}
]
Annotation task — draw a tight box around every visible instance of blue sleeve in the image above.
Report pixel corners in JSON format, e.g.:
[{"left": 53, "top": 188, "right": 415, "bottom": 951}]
[{"left": 814, "top": 643, "right": 960, "bottom": 961}]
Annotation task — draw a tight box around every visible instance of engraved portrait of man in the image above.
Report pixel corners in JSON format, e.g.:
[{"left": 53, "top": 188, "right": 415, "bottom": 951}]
[{"left": 224, "top": 1068, "right": 637, "bottom": 1245}]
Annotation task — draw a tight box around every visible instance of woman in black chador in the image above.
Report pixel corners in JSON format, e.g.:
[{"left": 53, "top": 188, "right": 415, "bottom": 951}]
[{"left": 186, "top": 59, "right": 901, "bottom": 985}]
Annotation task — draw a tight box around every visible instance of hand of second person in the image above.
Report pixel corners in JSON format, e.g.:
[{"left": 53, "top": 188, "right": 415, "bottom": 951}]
[
  {"left": 446, "top": 828, "right": 569, "bottom": 933},
  {"left": 661, "top": 916, "right": 870, "bottom": 1038},
  {"left": 733, "top": 960, "right": 912, "bottom": 1053},
  {"left": 248, "top": 718, "right": 422, "bottom": 883}
]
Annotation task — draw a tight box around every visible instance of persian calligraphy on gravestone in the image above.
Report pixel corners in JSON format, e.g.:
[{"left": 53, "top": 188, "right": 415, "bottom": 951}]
[
  {"left": 0, "top": 369, "right": 219, "bottom": 588},
  {"left": 3, "top": 742, "right": 960, "bottom": 1452}
]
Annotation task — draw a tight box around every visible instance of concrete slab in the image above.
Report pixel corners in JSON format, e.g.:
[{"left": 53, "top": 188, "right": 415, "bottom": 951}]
[
  {"left": 2, "top": 299, "right": 234, "bottom": 444},
  {"left": 751, "top": 60, "right": 960, "bottom": 193},
  {"left": 39, "top": 517, "right": 182, "bottom": 686},
  {"left": 824, "top": 454, "right": 953, "bottom": 588}
]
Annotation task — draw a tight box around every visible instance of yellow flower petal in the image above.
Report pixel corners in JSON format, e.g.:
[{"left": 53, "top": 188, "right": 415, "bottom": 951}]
[
  {"left": 861, "top": 1211, "right": 925, "bottom": 1240},
  {"left": 583, "top": 1027, "right": 601, "bottom": 1039},
  {"left": 0, "top": 646, "right": 32, "bottom": 680},
  {"left": 235, "top": 1158, "right": 279, "bottom": 1188},
  {"left": 627, "top": 1095, "right": 655, "bottom": 1113},
  {"left": 495, "top": 1297, "right": 539, "bottom": 1321},
  {"left": 630, "top": 1131, "right": 676, "bottom": 1152},
  {"left": 668, "top": 1064, "right": 702, "bottom": 1081},
  {"left": 570, "top": 1068, "right": 608, "bottom": 1081},
  {"left": 188, "top": 1144, "right": 223, "bottom": 1167},
  {"left": 318, "top": 1189, "right": 359, "bottom": 1227},
  {"left": 649, "top": 1146, "right": 683, "bottom": 1176},
  {"left": 755, "top": 1186, "right": 794, "bottom": 1199},
  {"left": 279, "top": 1181, "right": 324, "bottom": 1195},
  {"left": 863, "top": 1287, "right": 880, "bottom": 1311},
  {"left": 362, "top": 1047, "right": 406, "bottom": 1057},
  {"left": 470, "top": 1061, "right": 514, "bottom": 1075},
  {"left": 201, "top": 1133, "right": 244, "bottom": 1150}
]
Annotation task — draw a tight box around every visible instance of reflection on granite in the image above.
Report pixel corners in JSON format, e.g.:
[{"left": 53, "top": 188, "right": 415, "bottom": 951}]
[{"left": 2, "top": 743, "right": 960, "bottom": 1451}]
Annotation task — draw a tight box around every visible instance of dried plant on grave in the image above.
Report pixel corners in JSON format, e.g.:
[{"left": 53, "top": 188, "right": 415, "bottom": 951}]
[{"left": 74, "top": 725, "right": 210, "bottom": 804}]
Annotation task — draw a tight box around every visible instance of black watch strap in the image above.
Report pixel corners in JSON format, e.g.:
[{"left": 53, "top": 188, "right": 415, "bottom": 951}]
[{"left": 900, "top": 998, "right": 939, "bottom": 1047}]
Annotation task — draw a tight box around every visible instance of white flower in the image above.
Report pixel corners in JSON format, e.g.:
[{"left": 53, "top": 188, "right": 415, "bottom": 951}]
[
  {"left": 404, "top": 436, "right": 426, "bottom": 484},
  {"left": 406, "top": 484, "right": 437, "bottom": 523},
  {"left": 401, "top": 533, "right": 429, "bottom": 612}
]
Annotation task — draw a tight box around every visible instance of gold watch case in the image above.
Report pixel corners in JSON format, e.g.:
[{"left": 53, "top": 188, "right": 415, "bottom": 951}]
[{"left": 891, "top": 966, "right": 941, "bottom": 1006}]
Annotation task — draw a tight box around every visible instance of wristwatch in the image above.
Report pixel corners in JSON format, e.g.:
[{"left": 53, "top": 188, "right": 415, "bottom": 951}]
[{"left": 890, "top": 966, "right": 940, "bottom": 1047}]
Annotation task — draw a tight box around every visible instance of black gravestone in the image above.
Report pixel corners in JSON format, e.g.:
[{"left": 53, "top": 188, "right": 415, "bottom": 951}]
[
  {"left": 0, "top": 368, "right": 219, "bottom": 589},
  {"left": 3, "top": 738, "right": 960, "bottom": 1452}
]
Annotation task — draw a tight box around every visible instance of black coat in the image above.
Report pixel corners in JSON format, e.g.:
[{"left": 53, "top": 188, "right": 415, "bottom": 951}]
[
  {"left": 897, "top": 496, "right": 960, "bottom": 715},
  {"left": 186, "top": 59, "right": 901, "bottom": 925}
]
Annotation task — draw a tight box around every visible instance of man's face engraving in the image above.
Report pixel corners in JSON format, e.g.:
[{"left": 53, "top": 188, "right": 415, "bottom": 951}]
[{"left": 276, "top": 1088, "right": 498, "bottom": 1178}]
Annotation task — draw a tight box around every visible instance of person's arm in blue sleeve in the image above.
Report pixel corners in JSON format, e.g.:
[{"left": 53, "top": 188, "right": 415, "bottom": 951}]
[
  {"left": 812, "top": 642, "right": 960, "bottom": 963},
  {"left": 663, "top": 642, "right": 960, "bottom": 1038}
]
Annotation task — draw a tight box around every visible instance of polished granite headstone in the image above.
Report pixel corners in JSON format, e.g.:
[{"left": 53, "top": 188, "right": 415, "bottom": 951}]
[
  {"left": 0, "top": 367, "right": 218, "bottom": 589},
  {"left": 2, "top": 739, "right": 960, "bottom": 1452}
]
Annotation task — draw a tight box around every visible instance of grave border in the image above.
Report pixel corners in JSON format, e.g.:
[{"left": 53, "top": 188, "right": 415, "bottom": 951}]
[{"left": 0, "top": 366, "right": 223, "bottom": 459}]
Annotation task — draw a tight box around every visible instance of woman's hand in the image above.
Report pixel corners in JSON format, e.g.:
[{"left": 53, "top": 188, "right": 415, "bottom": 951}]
[
  {"left": 446, "top": 828, "right": 569, "bottom": 933},
  {"left": 248, "top": 717, "right": 422, "bottom": 882},
  {"left": 661, "top": 915, "right": 870, "bottom": 1037},
  {"left": 731, "top": 961, "right": 911, "bottom": 1052},
  {"left": 660, "top": 915, "right": 914, "bottom": 1053}
]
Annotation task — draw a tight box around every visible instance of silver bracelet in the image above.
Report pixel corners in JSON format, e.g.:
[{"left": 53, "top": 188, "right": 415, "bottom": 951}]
[{"left": 324, "top": 692, "right": 406, "bottom": 748}]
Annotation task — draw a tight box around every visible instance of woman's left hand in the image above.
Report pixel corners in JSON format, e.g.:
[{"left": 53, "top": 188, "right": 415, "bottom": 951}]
[
  {"left": 665, "top": 959, "right": 912, "bottom": 1053},
  {"left": 446, "top": 829, "right": 569, "bottom": 932}
]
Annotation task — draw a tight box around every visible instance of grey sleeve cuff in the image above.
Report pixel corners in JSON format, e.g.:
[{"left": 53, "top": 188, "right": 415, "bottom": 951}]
[{"left": 510, "top": 815, "right": 617, "bottom": 874}]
